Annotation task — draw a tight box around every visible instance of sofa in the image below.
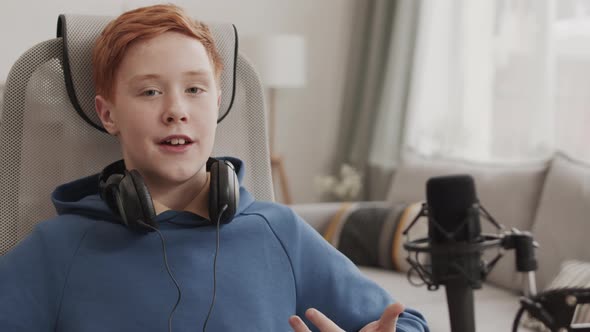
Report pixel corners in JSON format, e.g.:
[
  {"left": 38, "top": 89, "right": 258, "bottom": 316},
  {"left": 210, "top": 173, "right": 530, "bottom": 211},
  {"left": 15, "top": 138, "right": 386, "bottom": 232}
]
[{"left": 292, "top": 152, "right": 590, "bottom": 331}]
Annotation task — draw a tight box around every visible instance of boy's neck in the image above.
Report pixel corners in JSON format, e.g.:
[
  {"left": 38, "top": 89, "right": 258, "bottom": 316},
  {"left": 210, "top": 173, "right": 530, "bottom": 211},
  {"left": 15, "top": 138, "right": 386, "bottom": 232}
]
[{"left": 151, "top": 172, "right": 211, "bottom": 219}]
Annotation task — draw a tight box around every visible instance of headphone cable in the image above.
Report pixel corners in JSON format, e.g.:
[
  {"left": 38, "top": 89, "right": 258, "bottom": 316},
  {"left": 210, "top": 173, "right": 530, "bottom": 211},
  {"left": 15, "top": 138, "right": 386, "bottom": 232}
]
[
  {"left": 142, "top": 222, "right": 182, "bottom": 332},
  {"left": 142, "top": 203, "right": 227, "bottom": 332},
  {"left": 202, "top": 204, "right": 227, "bottom": 332}
]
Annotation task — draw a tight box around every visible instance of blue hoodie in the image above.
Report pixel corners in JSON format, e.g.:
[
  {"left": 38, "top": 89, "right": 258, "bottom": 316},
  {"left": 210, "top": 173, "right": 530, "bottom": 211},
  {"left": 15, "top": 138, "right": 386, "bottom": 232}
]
[{"left": 0, "top": 158, "right": 428, "bottom": 331}]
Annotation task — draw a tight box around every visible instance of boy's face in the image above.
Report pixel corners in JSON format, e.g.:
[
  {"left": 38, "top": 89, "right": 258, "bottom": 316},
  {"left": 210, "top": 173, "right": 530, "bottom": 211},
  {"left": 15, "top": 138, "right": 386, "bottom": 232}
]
[{"left": 96, "top": 31, "right": 220, "bottom": 185}]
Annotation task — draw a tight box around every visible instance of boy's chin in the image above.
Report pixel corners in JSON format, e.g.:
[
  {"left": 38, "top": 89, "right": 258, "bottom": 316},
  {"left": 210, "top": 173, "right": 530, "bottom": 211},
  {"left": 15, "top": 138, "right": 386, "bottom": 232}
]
[
  {"left": 135, "top": 159, "right": 207, "bottom": 185},
  {"left": 155, "top": 169, "right": 201, "bottom": 185}
]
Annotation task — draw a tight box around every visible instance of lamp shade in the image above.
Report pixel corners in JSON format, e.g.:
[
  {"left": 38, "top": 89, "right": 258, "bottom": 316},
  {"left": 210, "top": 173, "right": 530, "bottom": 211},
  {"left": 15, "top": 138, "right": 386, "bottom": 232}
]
[{"left": 241, "top": 35, "right": 306, "bottom": 88}]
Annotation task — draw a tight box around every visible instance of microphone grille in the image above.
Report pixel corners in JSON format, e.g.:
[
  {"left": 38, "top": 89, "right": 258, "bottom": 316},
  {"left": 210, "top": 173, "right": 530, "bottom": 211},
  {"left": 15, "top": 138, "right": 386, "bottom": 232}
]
[{"left": 426, "top": 175, "right": 478, "bottom": 240}]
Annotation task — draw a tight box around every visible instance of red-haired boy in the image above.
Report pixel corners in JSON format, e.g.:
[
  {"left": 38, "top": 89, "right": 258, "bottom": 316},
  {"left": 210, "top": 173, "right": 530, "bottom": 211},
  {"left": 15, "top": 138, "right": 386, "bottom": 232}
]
[{"left": 0, "top": 4, "right": 428, "bottom": 332}]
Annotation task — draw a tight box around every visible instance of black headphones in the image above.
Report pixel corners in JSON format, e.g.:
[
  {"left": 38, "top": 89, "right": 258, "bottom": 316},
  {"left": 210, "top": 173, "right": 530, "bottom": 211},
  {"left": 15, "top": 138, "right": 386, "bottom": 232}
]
[{"left": 98, "top": 157, "right": 239, "bottom": 232}]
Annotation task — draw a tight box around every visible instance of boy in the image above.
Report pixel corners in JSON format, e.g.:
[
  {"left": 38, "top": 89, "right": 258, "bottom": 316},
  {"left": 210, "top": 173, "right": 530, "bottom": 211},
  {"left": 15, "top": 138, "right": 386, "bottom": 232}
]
[{"left": 0, "top": 4, "right": 428, "bottom": 332}]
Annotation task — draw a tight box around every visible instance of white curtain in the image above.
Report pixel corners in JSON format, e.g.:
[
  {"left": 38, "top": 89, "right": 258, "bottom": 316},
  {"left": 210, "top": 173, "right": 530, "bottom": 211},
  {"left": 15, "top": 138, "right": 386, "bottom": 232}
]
[
  {"left": 403, "top": 0, "right": 590, "bottom": 164},
  {"left": 553, "top": 0, "right": 590, "bottom": 163}
]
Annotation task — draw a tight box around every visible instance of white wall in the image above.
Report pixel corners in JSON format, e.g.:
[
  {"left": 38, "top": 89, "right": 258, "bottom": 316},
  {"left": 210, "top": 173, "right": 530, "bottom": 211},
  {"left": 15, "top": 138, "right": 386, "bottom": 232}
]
[{"left": 0, "top": 0, "right": 356, "bottom": 203}]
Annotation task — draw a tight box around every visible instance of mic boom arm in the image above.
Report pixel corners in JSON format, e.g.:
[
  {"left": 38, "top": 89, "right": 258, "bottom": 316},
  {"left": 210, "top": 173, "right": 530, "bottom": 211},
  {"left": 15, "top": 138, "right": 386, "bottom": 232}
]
[{"left": 514, "top": 288, "right": 590, "bottom": 332}]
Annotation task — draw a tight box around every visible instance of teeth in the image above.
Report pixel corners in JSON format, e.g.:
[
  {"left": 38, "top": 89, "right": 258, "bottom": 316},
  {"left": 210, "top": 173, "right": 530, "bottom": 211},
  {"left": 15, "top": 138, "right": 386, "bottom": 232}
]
[{"left": 164, "top": 138, "right": 188, "bottom": 145}]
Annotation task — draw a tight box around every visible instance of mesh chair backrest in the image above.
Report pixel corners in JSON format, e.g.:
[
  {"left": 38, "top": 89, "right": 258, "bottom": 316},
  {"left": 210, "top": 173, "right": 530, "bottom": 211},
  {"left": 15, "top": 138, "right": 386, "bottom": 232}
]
[{"left": 0, "top": 16, "right": 273, "bottom": 255}]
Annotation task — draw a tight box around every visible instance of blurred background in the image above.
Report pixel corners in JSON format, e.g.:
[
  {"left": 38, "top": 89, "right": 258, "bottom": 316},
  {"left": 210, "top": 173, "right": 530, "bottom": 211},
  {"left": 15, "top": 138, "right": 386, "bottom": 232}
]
[{"left": 1, "top": 0, "right": 589, "bottom": 204}]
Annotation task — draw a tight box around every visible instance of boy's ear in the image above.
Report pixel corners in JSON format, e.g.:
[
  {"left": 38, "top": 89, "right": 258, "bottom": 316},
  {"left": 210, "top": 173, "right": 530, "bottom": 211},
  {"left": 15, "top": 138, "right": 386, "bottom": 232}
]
[
  {"left": 217, "top": 92, "right": 222, "bottom": 108},
  {"left": 95, "top": 95, "right": 119, "bottom": 136}
]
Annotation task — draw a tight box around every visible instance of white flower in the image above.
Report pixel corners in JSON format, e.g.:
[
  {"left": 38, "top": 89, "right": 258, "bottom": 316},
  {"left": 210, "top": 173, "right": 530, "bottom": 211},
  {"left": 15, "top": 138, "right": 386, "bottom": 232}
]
[
  {"left": 314, "top": 164, "right": 363, "bottom": 200},
  {"left": 314, "top": 176, "right": 336, "bottom": 192}
]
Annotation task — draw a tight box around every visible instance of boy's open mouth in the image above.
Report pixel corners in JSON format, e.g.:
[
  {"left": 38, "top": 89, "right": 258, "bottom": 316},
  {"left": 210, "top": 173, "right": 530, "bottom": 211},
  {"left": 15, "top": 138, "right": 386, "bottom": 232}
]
[
  {"left": 158, "top": 135, "right": 194, "bottom": 146},
  {"left": 160, "top": 138, "right": 192, "bottom": 146},
  {"left": 157, "top": 136, "right": 195, "bottom": 153}
]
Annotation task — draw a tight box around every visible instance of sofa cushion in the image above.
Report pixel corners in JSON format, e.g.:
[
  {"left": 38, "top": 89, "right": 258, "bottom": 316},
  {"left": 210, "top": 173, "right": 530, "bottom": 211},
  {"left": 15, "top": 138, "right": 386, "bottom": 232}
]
[
  {"left": 388, "top": 152, "right": 549, "bottom": 292},
  {"left": 359, "top": 266, "right": 524, "bottom": 332},
  {"left": 546, "top": 260, "right": 590, "bottom": 290},
  {"left": 531, "top": 154, "right": 590, "bottom": 289},
  {"left": 290, "top": 202, "right": 346, "bottom": 233}
]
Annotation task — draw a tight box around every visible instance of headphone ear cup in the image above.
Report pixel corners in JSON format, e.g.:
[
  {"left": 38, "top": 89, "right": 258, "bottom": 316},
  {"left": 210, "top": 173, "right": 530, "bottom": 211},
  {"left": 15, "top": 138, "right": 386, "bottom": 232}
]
[
  {"left": 118, "top": 170, "right": 157, "bottom": 231},
  {"left": 209, "top": 163, "right": 219, "bottom": 223},
  {"left": 100, "top": 173, "right": 124, "bottom": 214},
  {"left": 209, "top": 160, "right": 239, "bottom": 224}
]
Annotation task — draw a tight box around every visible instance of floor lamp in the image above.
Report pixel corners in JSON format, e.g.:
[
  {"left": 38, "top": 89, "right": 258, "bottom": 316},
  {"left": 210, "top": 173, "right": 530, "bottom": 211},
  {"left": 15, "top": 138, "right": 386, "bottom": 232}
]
[{"left": 242, "top": 35, "right": 306, "bottom": 204}]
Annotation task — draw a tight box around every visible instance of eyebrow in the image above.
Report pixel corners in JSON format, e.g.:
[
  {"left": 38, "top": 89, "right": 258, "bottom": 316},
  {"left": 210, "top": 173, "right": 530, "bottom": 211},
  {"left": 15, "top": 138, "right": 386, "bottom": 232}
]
[
  {"left": 128, "top": 70, "right": 213, "bottom": 84},
  {"left": 183, "top": 70, "right": 212, "bottom": 78}
]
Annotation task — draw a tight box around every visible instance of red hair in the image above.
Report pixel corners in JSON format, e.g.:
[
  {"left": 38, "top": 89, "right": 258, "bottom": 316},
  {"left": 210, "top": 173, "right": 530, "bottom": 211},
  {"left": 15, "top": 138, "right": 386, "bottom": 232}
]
[{"left": 92, "top": 4, "right": 223, "bottom": 101}]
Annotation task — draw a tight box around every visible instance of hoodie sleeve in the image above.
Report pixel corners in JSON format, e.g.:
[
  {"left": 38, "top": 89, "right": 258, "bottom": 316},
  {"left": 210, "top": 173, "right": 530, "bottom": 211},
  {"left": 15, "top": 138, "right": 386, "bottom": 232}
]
[
  {"left": 0, "top": 218, "right": 92, "bottom": 331},
  {"left": 266, "top": 206, "right": 429, "bottom": 332}
]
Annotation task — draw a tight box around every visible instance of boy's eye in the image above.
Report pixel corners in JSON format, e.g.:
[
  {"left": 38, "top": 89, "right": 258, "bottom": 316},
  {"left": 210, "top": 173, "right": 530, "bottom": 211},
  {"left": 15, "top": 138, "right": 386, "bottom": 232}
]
[
  {"left": 186, "top": 87, "right": 202, "bottom": 94},
  {"left": 142, "top": 89, "right": 161, "bottom": 97}
]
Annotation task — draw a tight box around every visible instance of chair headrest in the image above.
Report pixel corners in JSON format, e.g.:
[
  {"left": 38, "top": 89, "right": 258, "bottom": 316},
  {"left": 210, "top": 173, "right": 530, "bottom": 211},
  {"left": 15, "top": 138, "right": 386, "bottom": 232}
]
[{"left": 56, "top": 14, "right": 238, "bottom": 132}]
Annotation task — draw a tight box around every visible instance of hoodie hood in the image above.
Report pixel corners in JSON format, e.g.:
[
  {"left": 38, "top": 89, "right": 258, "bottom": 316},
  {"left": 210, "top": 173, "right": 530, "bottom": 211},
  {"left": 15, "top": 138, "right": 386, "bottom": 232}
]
[{"left": 51, "top": 157, "right": 255, "bottom": 224}]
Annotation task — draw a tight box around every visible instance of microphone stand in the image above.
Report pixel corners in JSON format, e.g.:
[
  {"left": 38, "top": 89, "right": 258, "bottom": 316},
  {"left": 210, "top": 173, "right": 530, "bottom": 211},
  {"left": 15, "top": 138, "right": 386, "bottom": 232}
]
[{"left": 445, "top": 279, "right": 476, "bottom": 332}]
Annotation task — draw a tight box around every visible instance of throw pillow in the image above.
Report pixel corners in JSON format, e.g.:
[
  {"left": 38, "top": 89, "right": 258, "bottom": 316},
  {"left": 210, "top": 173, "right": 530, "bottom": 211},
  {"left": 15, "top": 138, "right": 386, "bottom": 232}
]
[{"left": 323, "top": 201, "right": 428, "bottom": 272}]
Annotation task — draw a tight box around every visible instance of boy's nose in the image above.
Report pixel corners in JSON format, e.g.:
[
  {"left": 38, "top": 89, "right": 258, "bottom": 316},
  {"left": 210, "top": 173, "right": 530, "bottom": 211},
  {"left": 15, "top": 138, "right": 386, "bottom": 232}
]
[
  {"left": 163, "top": 96, "right": 189, "bottom": 123},
  {"left": 165, "top": 113, "right": 188, "bottom": 123}
]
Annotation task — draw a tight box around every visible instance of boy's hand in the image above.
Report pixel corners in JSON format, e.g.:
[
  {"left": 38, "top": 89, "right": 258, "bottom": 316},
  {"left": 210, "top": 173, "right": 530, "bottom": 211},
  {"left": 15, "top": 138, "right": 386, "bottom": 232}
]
[{"left": 288, "top": 302, "right": 405, "bottom": 332}]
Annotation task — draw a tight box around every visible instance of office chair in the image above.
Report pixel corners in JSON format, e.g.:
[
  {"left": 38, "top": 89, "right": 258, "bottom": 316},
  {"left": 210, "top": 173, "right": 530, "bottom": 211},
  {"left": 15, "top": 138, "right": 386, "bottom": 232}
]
[{"left": 0, "top": 14, "right": 274, "bottom": 255}]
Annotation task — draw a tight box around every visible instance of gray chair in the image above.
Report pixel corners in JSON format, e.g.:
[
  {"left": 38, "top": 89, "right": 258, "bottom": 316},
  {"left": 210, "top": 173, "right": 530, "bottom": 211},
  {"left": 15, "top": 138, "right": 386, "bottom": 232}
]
[{"left": 0, "top": 15, "right": 274, "bottom": 255}]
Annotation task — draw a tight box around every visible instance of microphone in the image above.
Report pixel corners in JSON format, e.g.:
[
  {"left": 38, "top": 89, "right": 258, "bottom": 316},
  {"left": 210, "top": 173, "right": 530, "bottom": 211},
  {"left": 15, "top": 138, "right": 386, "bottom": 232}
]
[
  {"left": 426, "top": 175, "right": 483, "bottom": 332},
  {"left": 403, "top": 174, "right": 540, "bottom": 332},
  {"left": 427, "top": 175, "right": 484, "bottom": 289}
]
